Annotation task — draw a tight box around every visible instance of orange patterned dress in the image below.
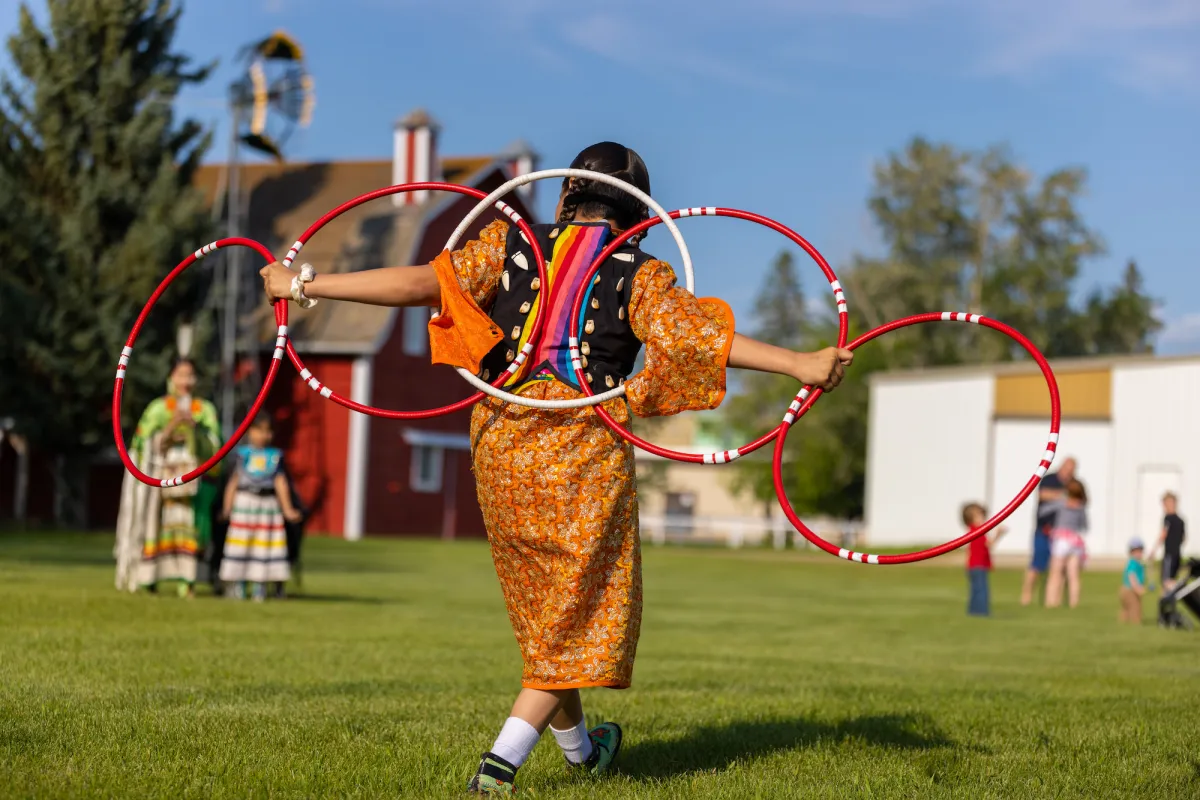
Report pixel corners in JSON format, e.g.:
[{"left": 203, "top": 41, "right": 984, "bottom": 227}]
[{"left": 451, "top": 220, "right": 734, "bottom": 690}]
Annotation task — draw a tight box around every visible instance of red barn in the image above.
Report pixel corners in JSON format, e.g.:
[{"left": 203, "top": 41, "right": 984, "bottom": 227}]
[{"left": 196, "top": 110, "right": 540, "bottom": 539}]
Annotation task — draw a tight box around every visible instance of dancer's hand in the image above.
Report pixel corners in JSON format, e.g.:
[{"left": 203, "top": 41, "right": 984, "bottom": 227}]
[
  {"left": 260, "top": 262, "right": 297, "bottom": 304},
  {"left": 794, "top": 347, "right": 854, "bottom": 392},
  {"left": 284, "top": 508, "right": 303, "bottom": 523}
]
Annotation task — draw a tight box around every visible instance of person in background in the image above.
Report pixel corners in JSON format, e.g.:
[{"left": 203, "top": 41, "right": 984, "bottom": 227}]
[
  {"left": 278, "top": 463, "right": 309, "bottom": 598},
  {"left": 1021, "top": 457, "right": 1076, "bottom": 606},
  {"left": 1044, "top": 478, "right": 1089, "bottom": 609},
  {"left": 1156, "top": 492, "right": 1186, "bottom": 594},
  {"left": 1119, "top": 538, "right": 1148, "bottom": 624},
  {"left": 963, "top": 502, "right": 1007, "bottom": 617},
  {"left": 219, "top": 414, "right": 301, "bottom": 601},
  {"left": 114, "top": 358, "right": 221, "bottom": 597}
]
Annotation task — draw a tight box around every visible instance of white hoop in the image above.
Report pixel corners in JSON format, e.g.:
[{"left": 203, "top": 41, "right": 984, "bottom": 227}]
[
  {"left": 445, "top": 169, "right": 695, "bottom": 410},
  {"left": 446, "top": 168, "right": 694, "bottom": 292}
]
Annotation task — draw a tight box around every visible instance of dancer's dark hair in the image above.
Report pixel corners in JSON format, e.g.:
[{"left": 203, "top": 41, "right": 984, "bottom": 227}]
[{"left": 557, "top": 142, "right": 651, "bottom": 243}]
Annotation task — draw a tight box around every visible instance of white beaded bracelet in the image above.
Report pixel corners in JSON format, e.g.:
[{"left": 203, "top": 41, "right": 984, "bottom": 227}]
[{"left": 290, "top": 263, "right": 318, "bottom": 309}]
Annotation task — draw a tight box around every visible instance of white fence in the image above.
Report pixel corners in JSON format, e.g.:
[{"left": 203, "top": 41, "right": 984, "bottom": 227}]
[{"left": 639, "top": 513, "right": 864, "bottom": 550}]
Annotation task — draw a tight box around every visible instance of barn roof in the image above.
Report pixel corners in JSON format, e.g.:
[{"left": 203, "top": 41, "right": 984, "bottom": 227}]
[{"left": 194, "top": 154, "right": 513, "bottom": 355}]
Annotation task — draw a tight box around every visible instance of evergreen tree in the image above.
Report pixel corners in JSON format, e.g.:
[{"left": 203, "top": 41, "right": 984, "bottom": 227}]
[{"left": 0, "top": 0, "right": 214, "bottom": 524}]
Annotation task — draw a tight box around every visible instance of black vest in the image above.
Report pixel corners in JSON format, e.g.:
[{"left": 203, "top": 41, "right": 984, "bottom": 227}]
[{"left": 478, "top": 222, "right": 653, "bottom": 392}]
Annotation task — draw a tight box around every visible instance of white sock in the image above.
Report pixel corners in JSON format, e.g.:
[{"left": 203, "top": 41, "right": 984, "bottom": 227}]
[
  {"left": 489, "top": 717, "right": 541, "bottom": 768},
  {"left": 550, "top": 717, "right": 593, "bottom": 765}
]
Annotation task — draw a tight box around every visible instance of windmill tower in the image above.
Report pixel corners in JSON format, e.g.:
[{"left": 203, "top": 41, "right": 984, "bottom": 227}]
[{"left": 217, "top": 32, "right": 315, "bottom": 436}]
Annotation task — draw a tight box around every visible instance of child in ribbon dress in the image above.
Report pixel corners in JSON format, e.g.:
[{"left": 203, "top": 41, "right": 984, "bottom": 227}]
[{"left": 220, "top": 414, "right": 300, "bottom": 601}]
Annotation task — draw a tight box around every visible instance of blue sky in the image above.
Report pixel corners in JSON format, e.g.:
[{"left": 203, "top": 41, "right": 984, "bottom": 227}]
[{"left": 6, "top": 0, "right": 1200, "bottom": 352}]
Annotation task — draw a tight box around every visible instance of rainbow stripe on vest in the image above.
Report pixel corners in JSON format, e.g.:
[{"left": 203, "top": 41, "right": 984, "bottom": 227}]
[{"left": 508, "top": 224, "right": 611, "bottom": 390}]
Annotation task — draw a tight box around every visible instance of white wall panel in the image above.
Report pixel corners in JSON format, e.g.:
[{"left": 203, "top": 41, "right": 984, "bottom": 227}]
[
  {"left": 865, "top": 375, "right": 993, "bottom": 546},
  {"left": 1111, "top": 363, "right": 1200, "bottom": 559},
  {"left": 990, "top": 420, "right": 1113, "bottom": 557}
]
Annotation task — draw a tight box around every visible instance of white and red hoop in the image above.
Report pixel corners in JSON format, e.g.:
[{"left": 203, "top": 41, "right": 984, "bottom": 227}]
[
  {"left": 113, "top": 237, "right": 287, "bottom": 489},
  {"left": 773, "top": 312, "right": 1062, "bottom": 565},
  {"left": 571, "top": 207, "right": 849, "bottom": 464},
  {"left": 280, "top": 182, "right": 549, "bottom": 419}
]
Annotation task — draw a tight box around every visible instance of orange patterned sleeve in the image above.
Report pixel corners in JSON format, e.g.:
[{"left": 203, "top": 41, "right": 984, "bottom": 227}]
[
  {"left": 449, "top": 219, "right": 510, "bottom": 309},
  {"left": 624, "top": 259, "right": 736, "bottom": 418}
]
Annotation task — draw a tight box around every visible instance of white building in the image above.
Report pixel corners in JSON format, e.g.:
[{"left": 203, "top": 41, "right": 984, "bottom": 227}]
[{"left": 865, "top": 354, "right": 1200, "bottom": 561}]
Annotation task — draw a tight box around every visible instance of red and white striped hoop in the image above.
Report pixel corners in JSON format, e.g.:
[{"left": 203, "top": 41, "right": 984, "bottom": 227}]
[
  {"left": 570, "top": 207, "right": 849, "bottom": 464},
  {"left": 113, "top": 237, "right": 288, "bottom": 489},
  {"left": 280, "top": 182, "right": 549, "bottom": 420},
  {"left": 773, "top": 312, "right": 1062, "bottom": 565}
]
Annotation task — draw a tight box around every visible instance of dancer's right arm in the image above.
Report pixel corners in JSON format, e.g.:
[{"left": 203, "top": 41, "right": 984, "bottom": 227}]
[{"left": 260, "top": 262, "right": 440, "bottom": 307}]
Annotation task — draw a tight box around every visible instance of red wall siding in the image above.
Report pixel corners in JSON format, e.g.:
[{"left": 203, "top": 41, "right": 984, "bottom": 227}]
[
  {"left": 265, "top": 355, "right": 353, "bottom": 536},
  {"left": 0, "top": 439, "right": 14, "bottom": 519},
  {"left": 364, "top": 170, "right": 534, "bottom": 538},
  {"left": 88, "top": 461, "right": 125, "bottom": 530}
]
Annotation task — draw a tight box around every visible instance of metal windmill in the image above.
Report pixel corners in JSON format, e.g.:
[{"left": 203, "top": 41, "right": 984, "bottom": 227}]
[{"left": 217, "top": 32, "right": 315, "bottom": 436}]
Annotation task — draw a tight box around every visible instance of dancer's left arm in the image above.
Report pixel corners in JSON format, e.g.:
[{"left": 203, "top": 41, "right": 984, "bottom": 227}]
[{"left": 728, "top": 334, "right": 853, "bottom": 392}]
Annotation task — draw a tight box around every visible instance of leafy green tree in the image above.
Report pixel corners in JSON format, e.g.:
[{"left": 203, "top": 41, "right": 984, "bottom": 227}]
[
  {"left": 0, "top": 0, "right": 213, "bottom": 525},
  {"left": 714, "top": 252, "right": 811, "bottom": 517},
  {"left": 722, "top": 137, "right": 1160, "bottom": 519}
]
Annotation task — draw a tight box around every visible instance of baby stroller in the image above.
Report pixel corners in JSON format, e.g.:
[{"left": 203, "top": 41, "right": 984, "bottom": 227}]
[{"left": 1157, "top": 558, "right": 1200, "bottom": 629}]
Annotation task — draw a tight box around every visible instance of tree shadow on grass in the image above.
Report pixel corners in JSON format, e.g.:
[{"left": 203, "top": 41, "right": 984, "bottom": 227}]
[{"left": 619, "top": 713, "right": 981, "bottom": 781}]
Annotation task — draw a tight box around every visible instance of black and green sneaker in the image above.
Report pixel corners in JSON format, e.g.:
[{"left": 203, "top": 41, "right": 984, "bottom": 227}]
[
  {"left": 466, "top": 752, "right": 518, "bottom": 796},
  {"left": 568, "top": 722, "right": 623, "bottom": 777}
]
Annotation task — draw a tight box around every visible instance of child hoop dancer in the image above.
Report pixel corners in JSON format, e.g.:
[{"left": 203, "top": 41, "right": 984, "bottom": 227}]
[{"left": 262, "top": 143, "right": 853, "bottom": 795}]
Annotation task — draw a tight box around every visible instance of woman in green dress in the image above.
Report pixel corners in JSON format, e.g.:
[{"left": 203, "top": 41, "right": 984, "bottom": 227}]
[{"left": 115, "top": 359, "right": 221, "bottom": 597}]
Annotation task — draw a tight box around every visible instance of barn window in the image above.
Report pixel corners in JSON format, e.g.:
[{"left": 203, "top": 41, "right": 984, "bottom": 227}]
[
  {"left": 402, "top": 306, "right": 429, "bottom": 356},
  {"left": 410, "top": 445, "right": 443, "bottom": 493}
]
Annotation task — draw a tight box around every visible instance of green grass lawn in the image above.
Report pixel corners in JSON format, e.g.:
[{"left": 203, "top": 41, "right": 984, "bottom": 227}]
[{"left": 1, "top": 532, "right": 1197, "bottom": 799}]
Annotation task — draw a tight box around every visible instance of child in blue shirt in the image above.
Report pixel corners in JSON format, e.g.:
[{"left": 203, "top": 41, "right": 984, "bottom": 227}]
[{"left": 1119, "top": 538, "right": 1147, "bottom": 624}]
